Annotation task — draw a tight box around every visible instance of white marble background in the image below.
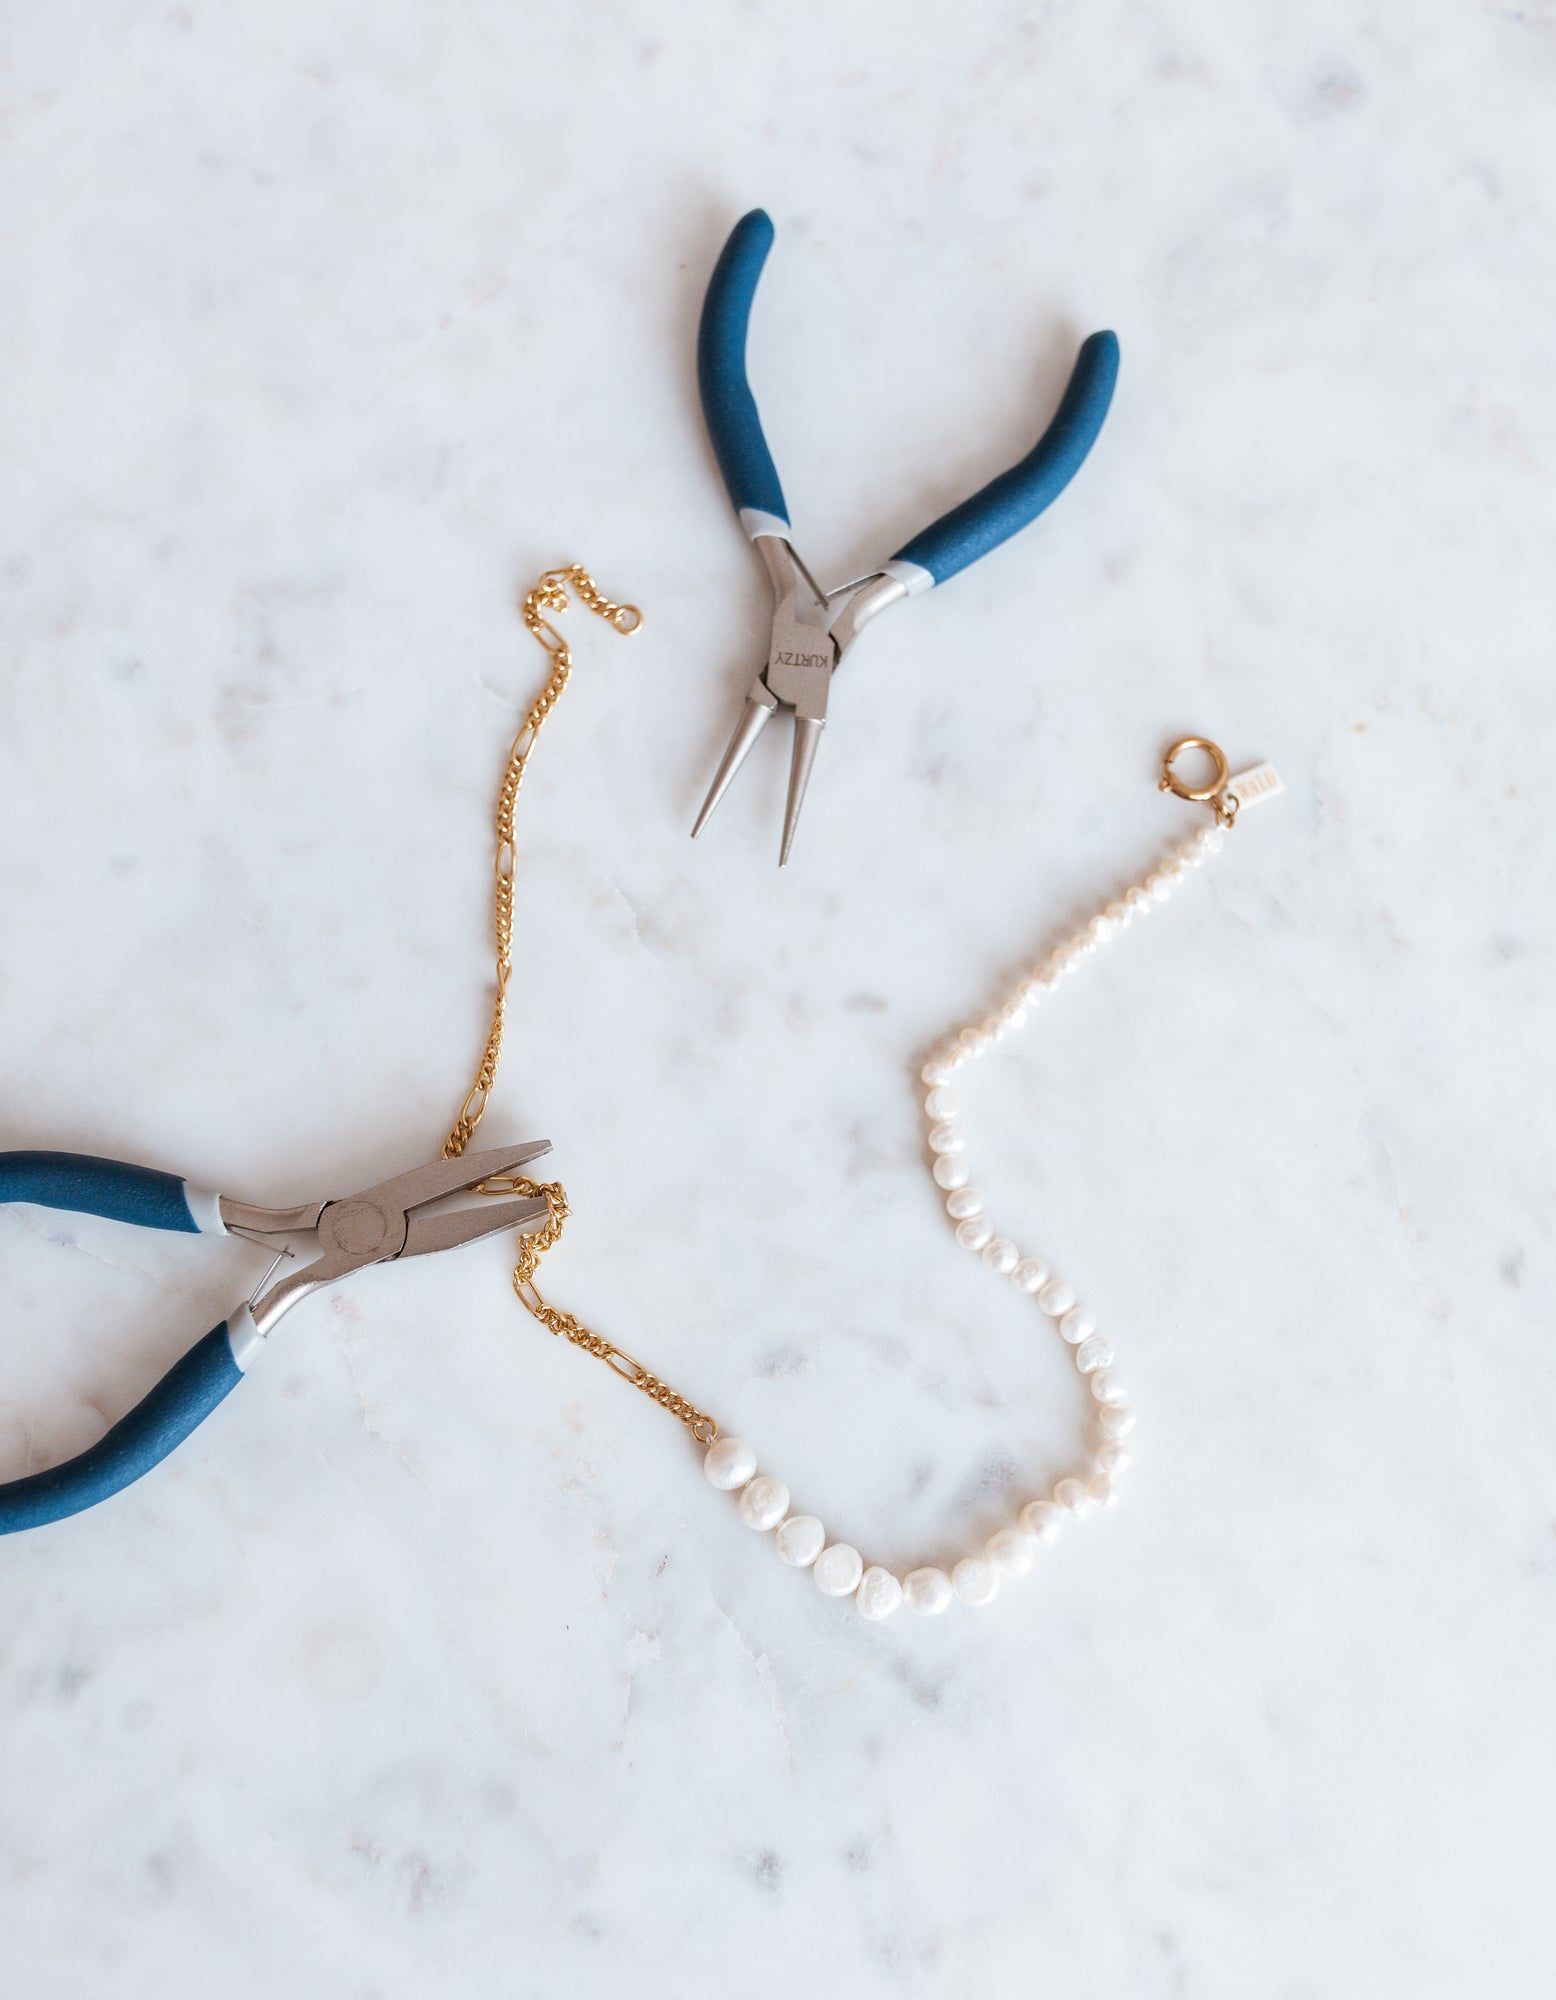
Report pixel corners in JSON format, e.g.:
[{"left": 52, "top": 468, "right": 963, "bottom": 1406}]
[{"left": 1, "top": 1, "right": 1552, "bottom": 1993}]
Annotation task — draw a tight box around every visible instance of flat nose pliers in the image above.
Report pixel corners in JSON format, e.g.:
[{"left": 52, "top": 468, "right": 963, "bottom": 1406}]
[
  {"left": 692, "top": 209, "right": 1120, "bottom": 864},
  {"left": 0, "top": 1141, "right": 552, "bottom": 1532}
]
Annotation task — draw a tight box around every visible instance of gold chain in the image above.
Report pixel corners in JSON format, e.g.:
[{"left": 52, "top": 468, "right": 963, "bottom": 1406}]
[
  {"left": 440, "top": 566, "right": 639, "bottom": 1160},
  {"left": 440, "top": 565, "right": 720, "bottom": 1447}
]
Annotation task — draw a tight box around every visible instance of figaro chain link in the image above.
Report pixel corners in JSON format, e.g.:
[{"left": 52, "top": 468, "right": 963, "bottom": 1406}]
[{"left": 441, "top": 567, "right": 720, "bottom": 1447}]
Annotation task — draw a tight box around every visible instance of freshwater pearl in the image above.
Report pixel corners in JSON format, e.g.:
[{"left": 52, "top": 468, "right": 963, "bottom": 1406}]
[
  {"left": 1125, "top": 885, "right": 1152, "bottom": 917},
  {"left": 1054, "top": 1476, "right": 1093, "bottom": 1517},
  {"left": 1096, "top": 1439, "right": 1132, "bottom": 1475},
  {"left": 1087, "top": 915, "right": 1116, "bottom": 945},
  {"left": 927, "top": 1122, "right": 963, "bottom": 1155},
  {"left": 813, "top": 1542, "right": 864, "bottom": 1597},
  {"left": 955, "top": 1215, "right": 994, "bottom": 1252},
  {"left": 958, "top": 1028, "right": 990, "bottom": 1059},
  {"left": 903, "top": 1567, "right": 953, "bottom": 1615},
  {"left": 952, "top": 1557, "right": 999, "bottom": 1607},
  {"left": 999, "top": 1001, "right": 1027, "bottom": 1030},
  {"left": 923, "top": 1087, "right": 958, "bottom": 1120},
  {"left": 1011, "top": 1258, "right": 1049, "bottom": 1294},
  {"left": 737, "top": 1475, "right": 789, "bottom": 1530},
  {"left": 932, "top": 1154, "right": 970, "bottom": 1190},
  {"left": 1104, "top": 900, "right": 1131, "bottom": 928},
  {"left": 986, "top": 1527, "right": 1035, "bottom": 1577},
  {"left": 703, "top": 1436, "right": 756, "bottom": 1491},
  {"left": 775, "top": 1514, "right": 825, "bottom": 1567},
  {"left": 1090, "top": 1369, "right": 1129, "bottom": 1405},
  {"left": 1074, "top": 1335, "right": 1114, "bottom": 1375},
  {"left": 981, "top": 1237, "right": 1019, "bottom": 1276},
  {"left": 1088, "top": 1472, "right": 1120, "bottom": 1509},
  {"left": 945, "top": 1187, "right": 984, "bottom": 1220},
  {"left": 1147, "top": 872, "right": 1173, "bottom": 902},
  {"left": 1059, "top": 1305, "right": 1096, "bottom": 1344},
  {"left": 1098, "top": 1403, "right": 1137, "bottom": 1439},
  {"left": 1019, "top": 1500, "right": 1064, "bottom": 1543},
  {"left": 1037, "top": 1277, "right": 1076, "bottom": 1317},
  {"left": 921, "top": 1059, "right": 955, "bottom": 1087},
  {"left": 856, "top": 1566, "right": 904, "bottom": 1620},
  {"left": 1196, "top": 824, "right": 1225, "bottom": 855}
]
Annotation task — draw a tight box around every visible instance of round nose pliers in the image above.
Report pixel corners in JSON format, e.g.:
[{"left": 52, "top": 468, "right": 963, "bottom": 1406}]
[
  {"left": 692, "top": 209, "right": 1121, "bottom": 865},
  {"left": 0, "top": 1141, "right": 551, "bottom": 1533}
]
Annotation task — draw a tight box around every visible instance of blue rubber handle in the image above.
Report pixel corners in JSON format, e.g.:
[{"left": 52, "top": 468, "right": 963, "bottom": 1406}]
[
  {"left": 891, "top": 329, "right": 1120, "bottom": 587},
  {"left": 0, "top": 1150, "right": 202, "bottom": 1232},
  {"left": 0, "top": 1321, "right": 243, "bottom": 1533},
  {"left": 697, "top": 209, "right": 790, "bottom": 529}
]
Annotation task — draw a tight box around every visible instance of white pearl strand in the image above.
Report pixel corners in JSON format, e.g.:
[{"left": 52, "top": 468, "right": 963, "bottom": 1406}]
[{"left": 701, "top": 816, "right": 1228, "bottom": 1619}]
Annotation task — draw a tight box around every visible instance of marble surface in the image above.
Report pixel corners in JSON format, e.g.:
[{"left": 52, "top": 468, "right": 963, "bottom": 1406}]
[{"left": 2, "top": 2, "right": 1553, "bottom": 1993}]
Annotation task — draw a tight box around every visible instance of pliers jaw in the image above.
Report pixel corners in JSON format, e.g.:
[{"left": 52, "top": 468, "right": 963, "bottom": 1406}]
[
  {"left": 238, "top": 1140, "right": 555, "bottom": 1335},
  {"left": 691, "top": 536, "right": 839, "bottom": 866},
  {"left": 690, "top": 543, "right": 913, "bottom": 865}
]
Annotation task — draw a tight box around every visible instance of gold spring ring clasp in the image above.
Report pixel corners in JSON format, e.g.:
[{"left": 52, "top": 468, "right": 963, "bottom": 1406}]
[
  {"left": 1160, "top": 735, "right": 1239, "bottom": 825},
  {"left": 1159, "top": 735, "right": 1228, "bottom": 802}
]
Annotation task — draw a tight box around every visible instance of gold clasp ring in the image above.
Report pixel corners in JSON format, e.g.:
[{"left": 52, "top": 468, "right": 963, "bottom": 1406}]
[{"left": 1160, "top": 735, "right": 1229, "bottom": 803}]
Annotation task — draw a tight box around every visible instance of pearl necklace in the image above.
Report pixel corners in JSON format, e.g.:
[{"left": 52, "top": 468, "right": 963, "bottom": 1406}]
[
  {"left": 698, "top": 737, "right": 1283, "bottom": 1620},
  {"left": 442, "top": 585, "right": 1282, "bottom": 1624}
]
